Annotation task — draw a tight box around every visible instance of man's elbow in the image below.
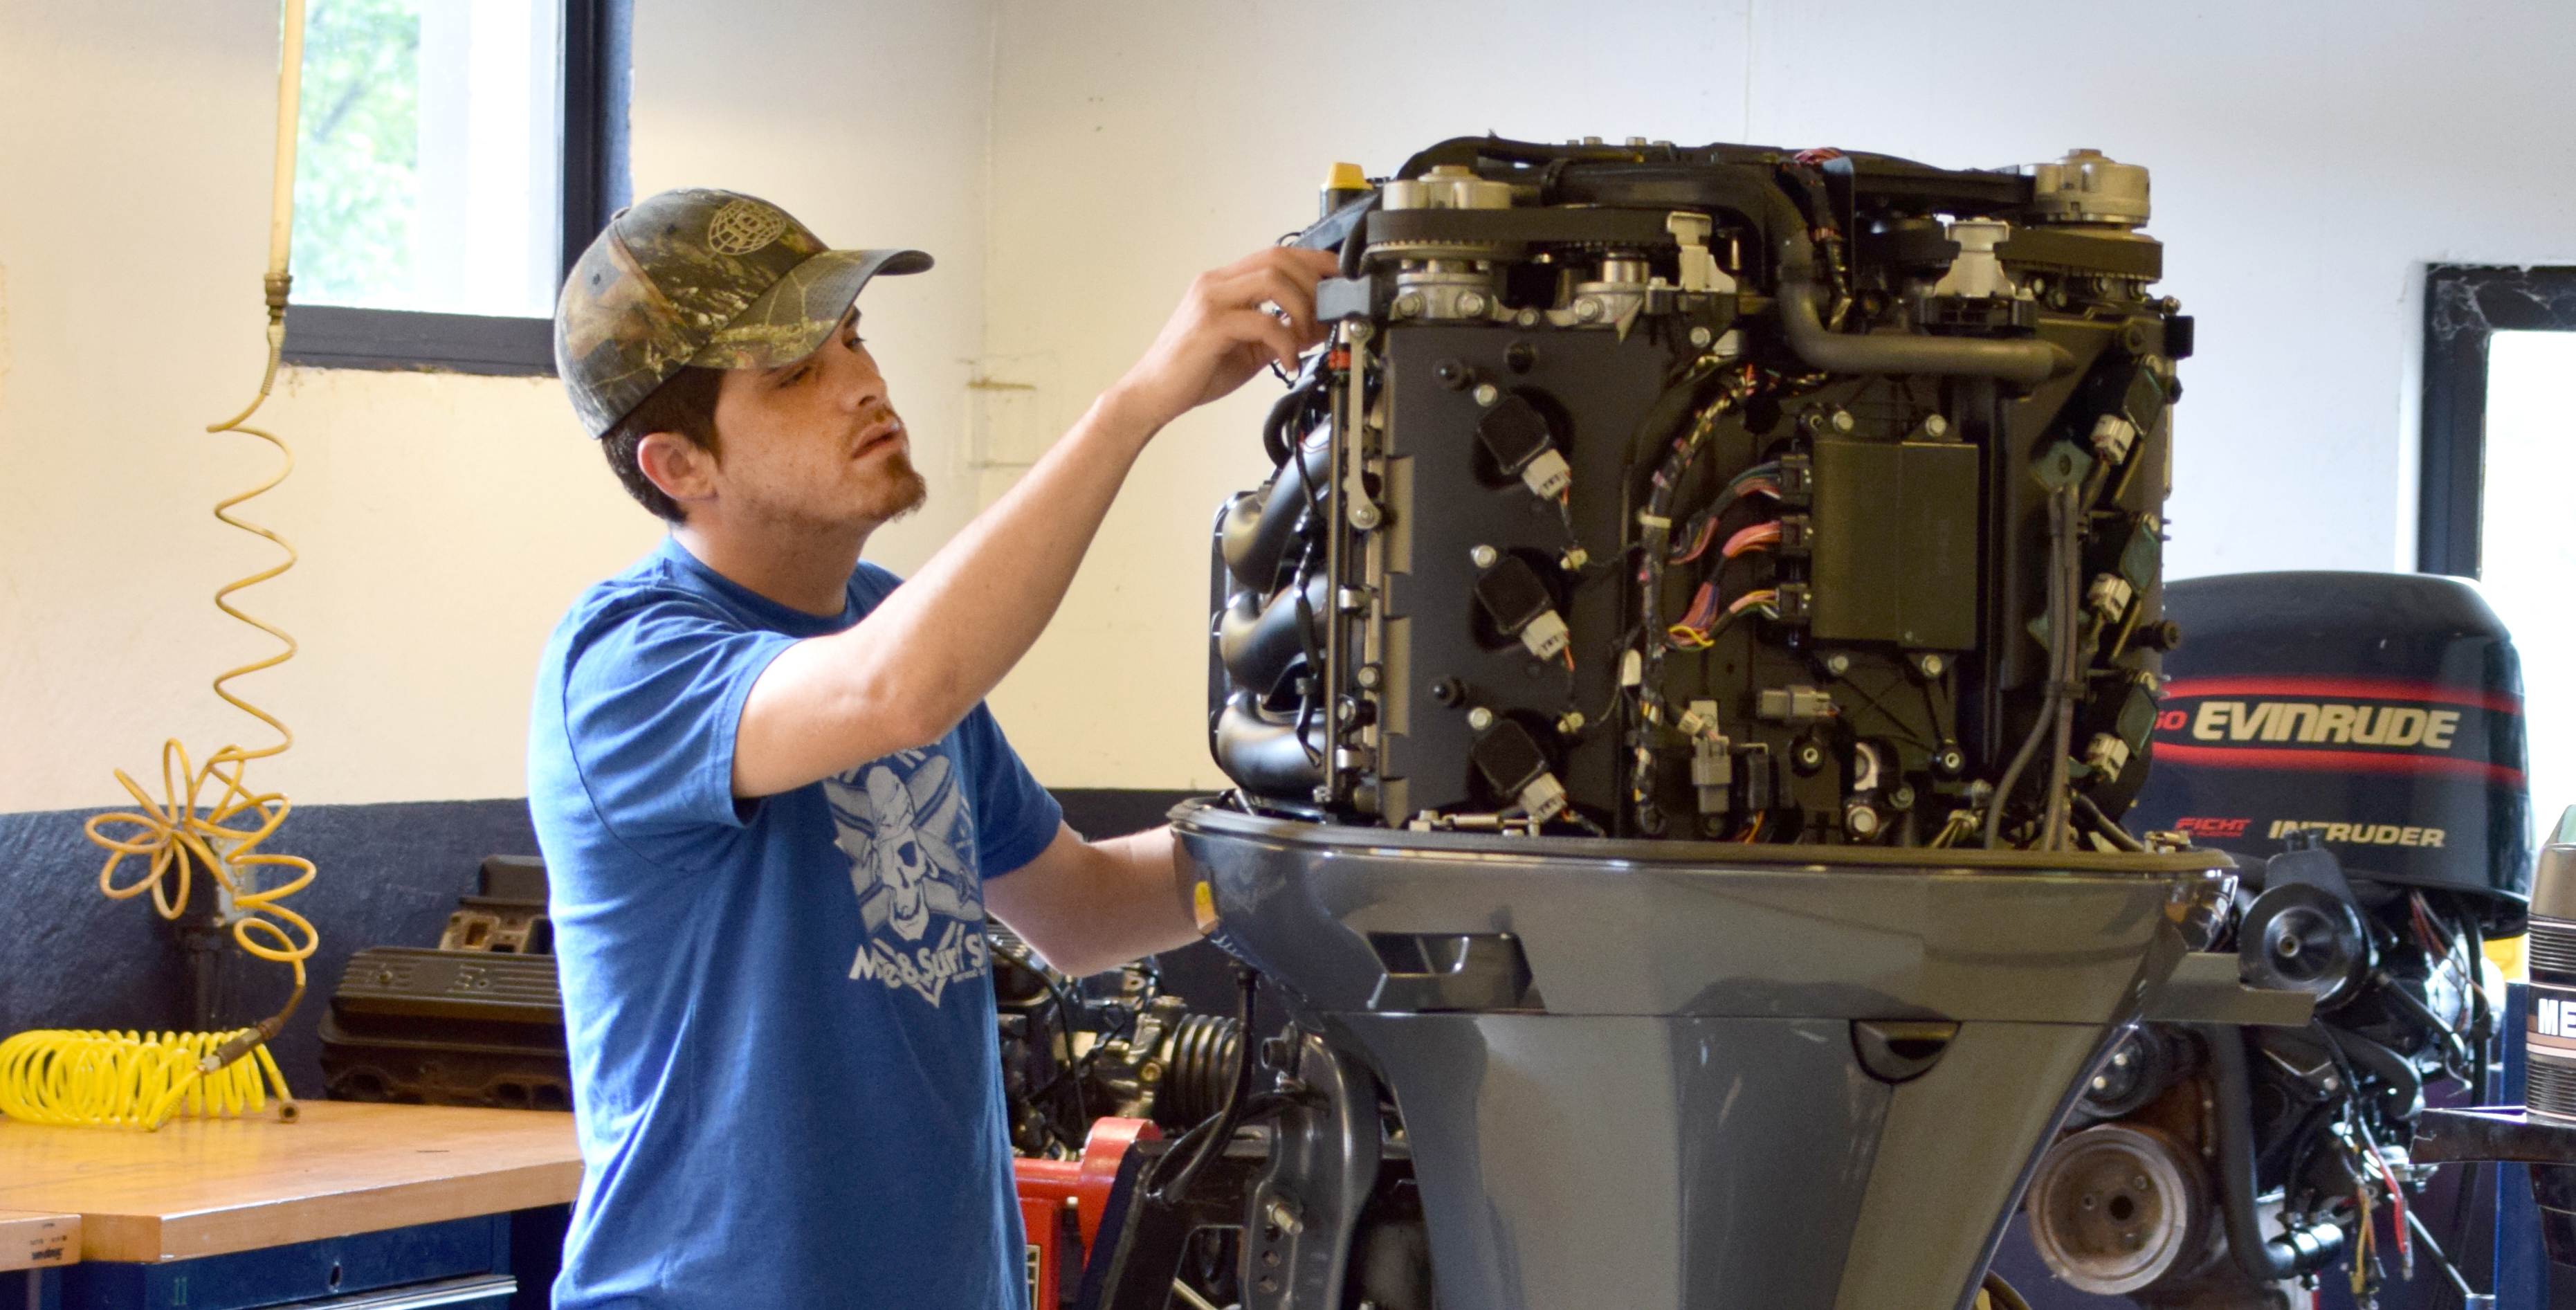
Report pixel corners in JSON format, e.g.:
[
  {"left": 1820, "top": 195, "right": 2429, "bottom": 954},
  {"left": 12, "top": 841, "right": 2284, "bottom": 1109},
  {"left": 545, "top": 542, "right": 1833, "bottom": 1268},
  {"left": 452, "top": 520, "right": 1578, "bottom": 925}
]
[{"left": 832, "top": 681, "right": 959, "bottom": 762}]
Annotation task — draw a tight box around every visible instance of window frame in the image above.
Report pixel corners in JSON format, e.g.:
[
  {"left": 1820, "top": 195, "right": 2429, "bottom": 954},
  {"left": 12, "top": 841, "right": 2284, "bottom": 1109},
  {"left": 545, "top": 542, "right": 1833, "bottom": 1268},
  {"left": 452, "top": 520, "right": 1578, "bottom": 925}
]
[
  {"left": 2418, "top": 263, "right": 2576, "bottom": 576},
  {"left": 280, "top": 0, "right": 630, "bottom": 377}
]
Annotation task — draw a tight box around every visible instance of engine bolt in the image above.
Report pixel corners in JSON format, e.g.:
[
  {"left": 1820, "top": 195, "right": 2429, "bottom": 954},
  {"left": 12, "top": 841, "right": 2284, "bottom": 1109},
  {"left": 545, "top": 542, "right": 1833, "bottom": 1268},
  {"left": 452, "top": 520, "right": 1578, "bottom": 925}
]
[
  {"left": 1830, "top": 408, "right": 1856, "bottom": 433},
  {"left": 1689, "top": 325, "right": 1715, "bottom": 348},
  {"left": 1355, "top": 664, "right": 1382, "bottom": 689},
  {"left": 1924, "top": 413, "right": 1950, "bottom": 437},
  {"left": 1472, "top": 382, "right": 1501, "bottom": 407},
  {"left": 1470, "top": 544, "right": 1499, "bottom": 568},
  {"left": 1845, "top": 804, "right": 1881, "bottom": 839},
  {"left": 1467, "top": 707, "right": 1496, "bottom": 731},
  {"left": 1916, "top": 652, "right": 1947, "bottom": 677},
  {"left": 1393, "top": 293, "right": 1423, "bottom": 318},
  {"left": 1457, "top": 291, "right": 1489, "bottom": 317},
  {"left": 1574, "top": 297, "right": 1603, "bottom": 322},
  {"left": 1823, "top": 653, "right": 1852, "bottom": 677},
  {"left": 1430, "top": 677, "right": 1465, "bottom": 707}
]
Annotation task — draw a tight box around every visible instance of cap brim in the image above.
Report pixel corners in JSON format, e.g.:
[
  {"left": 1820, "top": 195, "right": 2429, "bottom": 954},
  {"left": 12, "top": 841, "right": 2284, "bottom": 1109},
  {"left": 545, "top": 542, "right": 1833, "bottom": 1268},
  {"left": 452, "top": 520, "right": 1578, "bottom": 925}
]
[{"left": 688, "top": 246, "right": 933, "bottom": 370}]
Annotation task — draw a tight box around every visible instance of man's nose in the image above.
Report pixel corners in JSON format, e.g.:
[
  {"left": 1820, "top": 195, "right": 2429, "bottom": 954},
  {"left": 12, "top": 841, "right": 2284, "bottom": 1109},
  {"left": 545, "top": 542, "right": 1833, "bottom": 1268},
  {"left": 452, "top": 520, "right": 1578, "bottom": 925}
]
[{"left": 832, "top": 352, "right": 888, "bottom": 411}]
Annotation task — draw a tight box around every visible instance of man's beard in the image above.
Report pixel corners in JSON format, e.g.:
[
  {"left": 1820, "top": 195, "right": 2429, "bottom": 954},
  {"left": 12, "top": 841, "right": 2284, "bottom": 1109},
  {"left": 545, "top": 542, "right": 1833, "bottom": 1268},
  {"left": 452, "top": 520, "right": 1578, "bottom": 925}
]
[
  {"left": 730, "top": 444, "right": 930, "bottom": 540},
  {"left": 864, "top": 445, "right": 930, "bottom": 523}
]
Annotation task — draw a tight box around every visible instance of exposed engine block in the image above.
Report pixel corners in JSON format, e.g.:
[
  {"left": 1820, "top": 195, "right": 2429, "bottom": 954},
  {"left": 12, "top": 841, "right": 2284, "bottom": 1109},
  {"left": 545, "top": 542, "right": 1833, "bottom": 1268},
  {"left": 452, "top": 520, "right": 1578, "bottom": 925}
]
[{"left": 1211, "top": 137, "right": 2187, "bottom": 850}]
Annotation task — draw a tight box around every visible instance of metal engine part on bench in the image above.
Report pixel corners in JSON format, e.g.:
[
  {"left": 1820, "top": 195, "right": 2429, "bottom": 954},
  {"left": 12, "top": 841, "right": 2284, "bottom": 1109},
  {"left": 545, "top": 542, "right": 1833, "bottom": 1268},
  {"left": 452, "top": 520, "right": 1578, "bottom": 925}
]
[{"left": 318, "top": 856, "right": 573, "bottom": 1111}]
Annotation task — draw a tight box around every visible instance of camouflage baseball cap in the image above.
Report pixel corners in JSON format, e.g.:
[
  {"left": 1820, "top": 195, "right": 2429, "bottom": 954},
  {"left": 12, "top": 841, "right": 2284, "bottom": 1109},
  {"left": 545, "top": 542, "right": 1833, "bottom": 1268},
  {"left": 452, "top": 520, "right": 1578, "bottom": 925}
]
[{"left": 554, "top": 188, "right": 932, "bottom": 437}]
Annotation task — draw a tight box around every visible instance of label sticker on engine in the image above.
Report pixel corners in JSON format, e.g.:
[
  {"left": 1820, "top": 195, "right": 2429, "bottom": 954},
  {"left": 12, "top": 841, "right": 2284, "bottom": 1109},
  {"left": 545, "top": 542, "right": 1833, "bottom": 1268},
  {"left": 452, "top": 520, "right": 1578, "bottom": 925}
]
[
  {"left": 2149, "top": 676, "right": 2524, "bottom": 788},
  {"left": 2531, "top": 992, "right": 2576, "bottom": 1054}
]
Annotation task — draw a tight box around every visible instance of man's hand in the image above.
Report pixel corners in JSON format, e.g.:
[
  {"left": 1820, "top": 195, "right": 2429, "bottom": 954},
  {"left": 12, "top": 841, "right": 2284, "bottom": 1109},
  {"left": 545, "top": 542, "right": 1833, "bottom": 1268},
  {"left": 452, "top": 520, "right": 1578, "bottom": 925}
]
[{"left": 1105, "top": 246, "right": 1342, "bottom": 435}]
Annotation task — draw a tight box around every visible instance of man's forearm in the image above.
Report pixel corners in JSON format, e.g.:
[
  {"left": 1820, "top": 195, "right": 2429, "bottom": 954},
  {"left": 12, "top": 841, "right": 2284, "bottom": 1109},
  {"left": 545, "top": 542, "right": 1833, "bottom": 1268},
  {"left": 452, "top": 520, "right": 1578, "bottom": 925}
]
[
  {"left": 987, "top": 824, "right": 1205, "bottom": 979},
  {"left": 733, "top": 245, "right": 1337, "bottom": 798},
  {"left": 735, "top": 389, "right": 1160, "bottom": 795}
]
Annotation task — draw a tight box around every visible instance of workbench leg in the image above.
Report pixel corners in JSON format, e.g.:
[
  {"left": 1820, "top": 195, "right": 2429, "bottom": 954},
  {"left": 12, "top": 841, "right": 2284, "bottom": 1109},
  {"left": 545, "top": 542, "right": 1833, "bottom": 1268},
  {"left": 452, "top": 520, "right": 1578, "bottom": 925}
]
[
  {"left": 509, "top": 1205, "right": 571, "bottom": 1310},
  {"left": 1, "top": 1268, "right": 64, "bottom": 1310}
]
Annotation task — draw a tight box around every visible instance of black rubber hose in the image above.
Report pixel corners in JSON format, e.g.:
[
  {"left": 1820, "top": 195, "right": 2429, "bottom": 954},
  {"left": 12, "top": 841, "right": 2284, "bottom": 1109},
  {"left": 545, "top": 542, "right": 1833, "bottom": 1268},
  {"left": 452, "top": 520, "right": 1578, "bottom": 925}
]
[
  {"left": 1149, "top": 964, "right": 1261, "bottom": 1205},
  {"left": 2072, "top": 792, "right": 2146, "bottom": 852},
  {"left": 2326, "top": 1026, "right": 2424, "bottom": 1123},
  {"left": 1769, "top": 223, "right": 2071, "bottom": 385},
  {"left": 2200, "top": 1025, "right": 2346, "bottom": 1280},
  {"left": 2371, "top": 969, "right": 2477, "bottom": 1075},
  {"left": 1262, "top": 374, "right": 1319, "bottom": 468}
]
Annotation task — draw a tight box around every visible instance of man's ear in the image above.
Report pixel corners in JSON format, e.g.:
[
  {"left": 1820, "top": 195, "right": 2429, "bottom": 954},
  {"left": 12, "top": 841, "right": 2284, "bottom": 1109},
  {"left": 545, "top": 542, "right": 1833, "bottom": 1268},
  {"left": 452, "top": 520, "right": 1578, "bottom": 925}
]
[{"left": 636, "top": 431, "right": 718, "bottom": 513}]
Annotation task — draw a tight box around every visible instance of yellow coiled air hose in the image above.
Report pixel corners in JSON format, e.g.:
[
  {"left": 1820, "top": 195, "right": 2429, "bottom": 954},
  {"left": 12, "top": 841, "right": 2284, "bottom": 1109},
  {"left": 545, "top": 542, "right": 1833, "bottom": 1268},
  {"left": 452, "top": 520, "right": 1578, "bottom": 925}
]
[{"left": 0, "top": 0, "right": 315, "bottom": 1132}]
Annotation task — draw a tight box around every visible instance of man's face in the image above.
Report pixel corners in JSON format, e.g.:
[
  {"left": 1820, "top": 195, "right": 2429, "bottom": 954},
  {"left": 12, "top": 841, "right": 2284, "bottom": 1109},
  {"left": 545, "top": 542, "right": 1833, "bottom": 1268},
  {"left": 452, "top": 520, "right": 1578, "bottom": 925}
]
[{"left": 702, "top": 309, "right": 927, "bottom": 533}]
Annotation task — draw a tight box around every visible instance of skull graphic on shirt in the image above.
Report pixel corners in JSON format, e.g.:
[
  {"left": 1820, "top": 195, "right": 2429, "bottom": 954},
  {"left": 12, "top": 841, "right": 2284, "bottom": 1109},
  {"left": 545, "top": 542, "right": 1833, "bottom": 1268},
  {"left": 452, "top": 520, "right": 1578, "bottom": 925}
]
[{"left": 826, "top": 749, "right": 977, "bottom": 946}]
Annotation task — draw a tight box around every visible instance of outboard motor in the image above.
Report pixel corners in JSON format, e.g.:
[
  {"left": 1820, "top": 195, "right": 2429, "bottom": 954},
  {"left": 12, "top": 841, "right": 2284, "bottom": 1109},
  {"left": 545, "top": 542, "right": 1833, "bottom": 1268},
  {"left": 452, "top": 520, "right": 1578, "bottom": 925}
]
[
  {"left": 1149, "top": 137, "right": 2255, "bottom": 1310},
  {"left": 2018, "top": 572, "right": 2530, "bottom": 1307}
]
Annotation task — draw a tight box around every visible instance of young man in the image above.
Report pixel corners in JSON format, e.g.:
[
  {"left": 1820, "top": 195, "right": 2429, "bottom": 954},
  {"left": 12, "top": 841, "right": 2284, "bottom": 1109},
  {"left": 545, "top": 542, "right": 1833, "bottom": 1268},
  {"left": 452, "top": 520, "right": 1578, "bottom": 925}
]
[{"left": 531, "top": 188, "right": 1335, "bottom": 1309}]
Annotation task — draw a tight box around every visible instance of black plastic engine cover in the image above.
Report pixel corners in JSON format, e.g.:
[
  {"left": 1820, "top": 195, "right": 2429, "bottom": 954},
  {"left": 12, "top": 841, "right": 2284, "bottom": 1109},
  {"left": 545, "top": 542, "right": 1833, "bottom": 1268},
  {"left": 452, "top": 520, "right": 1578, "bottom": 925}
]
[{"left": 2130, "top": 570, "right": 2531, "bottom": 928}]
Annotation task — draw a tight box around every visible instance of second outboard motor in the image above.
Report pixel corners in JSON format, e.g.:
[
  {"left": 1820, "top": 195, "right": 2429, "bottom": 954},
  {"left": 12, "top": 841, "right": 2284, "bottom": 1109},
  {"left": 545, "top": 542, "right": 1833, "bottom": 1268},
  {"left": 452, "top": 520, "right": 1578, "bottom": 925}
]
[{"left": 2020, "top": 571, "right": 2530, "bottom": 1307}]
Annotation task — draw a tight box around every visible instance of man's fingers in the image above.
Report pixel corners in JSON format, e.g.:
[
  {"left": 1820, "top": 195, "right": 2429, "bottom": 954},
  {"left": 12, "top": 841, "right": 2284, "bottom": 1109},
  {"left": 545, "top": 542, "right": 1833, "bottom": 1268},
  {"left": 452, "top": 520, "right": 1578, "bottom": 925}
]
[
  {"left": 1212, "top": 307, "right": 1306, "bottom": 372},
  {"left": 1214, "top": 245, "right": 1339, "bottom": 284},
  {"left": 1203, "top": 262, "right": 1324, "bottom": 340}
]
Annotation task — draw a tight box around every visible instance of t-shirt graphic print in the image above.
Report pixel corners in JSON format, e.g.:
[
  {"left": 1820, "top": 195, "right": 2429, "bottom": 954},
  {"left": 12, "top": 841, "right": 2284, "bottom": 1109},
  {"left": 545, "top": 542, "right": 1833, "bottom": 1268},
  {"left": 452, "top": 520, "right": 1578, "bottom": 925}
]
[{"left": 831, "top": 748, "right": 992, "bottom": 1006}]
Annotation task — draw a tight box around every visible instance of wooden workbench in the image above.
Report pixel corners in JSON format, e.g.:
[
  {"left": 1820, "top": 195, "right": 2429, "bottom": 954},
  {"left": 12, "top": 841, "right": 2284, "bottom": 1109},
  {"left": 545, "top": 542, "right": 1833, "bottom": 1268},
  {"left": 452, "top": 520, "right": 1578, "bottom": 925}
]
[
  {"left": 0, "top": 1209, "right": 77, "bottom": 1272},
  {"left": 0, "top": 1102, "right": 581, "bottom": 1264}
]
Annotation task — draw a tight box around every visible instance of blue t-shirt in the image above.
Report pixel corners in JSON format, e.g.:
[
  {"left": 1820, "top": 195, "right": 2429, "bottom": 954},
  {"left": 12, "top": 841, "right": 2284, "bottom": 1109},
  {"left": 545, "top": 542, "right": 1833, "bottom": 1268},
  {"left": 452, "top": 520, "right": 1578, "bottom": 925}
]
[{"left": 528, "top": 537, "right": 1063, "bottom": 1309}]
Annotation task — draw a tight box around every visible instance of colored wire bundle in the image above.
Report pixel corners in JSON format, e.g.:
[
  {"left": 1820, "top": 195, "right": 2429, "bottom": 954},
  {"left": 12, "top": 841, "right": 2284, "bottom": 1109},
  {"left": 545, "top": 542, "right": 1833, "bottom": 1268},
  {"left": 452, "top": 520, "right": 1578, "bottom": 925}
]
[{"left": 1668, "top": 588, "right": 1779, "bottom": 649}]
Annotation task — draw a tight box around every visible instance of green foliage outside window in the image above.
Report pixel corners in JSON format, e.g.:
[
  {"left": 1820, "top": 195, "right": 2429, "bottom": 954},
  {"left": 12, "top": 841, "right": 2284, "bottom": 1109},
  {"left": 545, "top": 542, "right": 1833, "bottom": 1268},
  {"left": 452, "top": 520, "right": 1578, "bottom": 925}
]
[{"left": 290, "top": 0, "right": 421, "bottom": 309}]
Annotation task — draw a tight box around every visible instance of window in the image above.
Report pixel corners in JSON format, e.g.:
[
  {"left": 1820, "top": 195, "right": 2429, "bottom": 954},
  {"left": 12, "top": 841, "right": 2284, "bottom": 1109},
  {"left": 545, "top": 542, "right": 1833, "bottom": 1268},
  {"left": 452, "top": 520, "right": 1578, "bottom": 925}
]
[
  {"left": 2418, "top": 264, "right": 2576, "bottom": 817},
  {"left": 282, "top": 0, "right": 628, "bottom": 375}
]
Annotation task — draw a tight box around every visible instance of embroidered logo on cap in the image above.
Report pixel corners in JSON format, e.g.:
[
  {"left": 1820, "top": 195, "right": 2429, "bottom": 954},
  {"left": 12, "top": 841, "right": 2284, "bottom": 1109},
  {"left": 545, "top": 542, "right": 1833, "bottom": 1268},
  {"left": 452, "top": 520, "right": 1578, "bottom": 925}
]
[{"left": 706, "top": 200, "right": 791, "bottom": 256}]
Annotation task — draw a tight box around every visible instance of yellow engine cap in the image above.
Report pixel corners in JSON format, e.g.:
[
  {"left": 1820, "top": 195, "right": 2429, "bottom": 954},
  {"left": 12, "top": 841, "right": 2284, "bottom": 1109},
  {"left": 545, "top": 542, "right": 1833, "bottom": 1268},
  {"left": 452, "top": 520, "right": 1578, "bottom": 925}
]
[{"left": 1324, "top": 161, "right": 1369, "bottom": 192}]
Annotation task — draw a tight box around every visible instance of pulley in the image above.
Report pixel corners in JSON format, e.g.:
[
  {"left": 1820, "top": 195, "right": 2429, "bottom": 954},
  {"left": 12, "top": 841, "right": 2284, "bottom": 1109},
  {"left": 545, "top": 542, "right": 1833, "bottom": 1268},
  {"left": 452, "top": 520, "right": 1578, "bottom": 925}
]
[
  {"left": 2024, "top": 1122, "right": 2211, "bottom": 1294},
  {"left": 2237, "top": 881, "right": 2370, "bottom": 1008}
]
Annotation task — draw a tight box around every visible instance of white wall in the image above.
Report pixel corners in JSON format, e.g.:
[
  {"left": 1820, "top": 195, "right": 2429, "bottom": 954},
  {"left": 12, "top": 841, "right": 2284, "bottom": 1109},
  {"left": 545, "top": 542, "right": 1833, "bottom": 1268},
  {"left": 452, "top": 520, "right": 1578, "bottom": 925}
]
[
  {"left": 0, "top": 0, "right": 996, "bottom": 811},
  {"left": 975, "top": 0, "right": 2576, "bottom": 790},
  {"left": 6, "top": 0, "right": 2573, "bottom": 810}
]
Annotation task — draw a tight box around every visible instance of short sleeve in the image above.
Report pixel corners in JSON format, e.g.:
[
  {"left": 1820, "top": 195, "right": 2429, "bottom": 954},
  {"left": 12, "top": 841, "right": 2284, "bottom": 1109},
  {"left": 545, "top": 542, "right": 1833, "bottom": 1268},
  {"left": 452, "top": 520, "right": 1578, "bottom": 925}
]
[
  {"left": 953, "top": 704, "right": 1063, "bottom": 878},
  {"left": 560, "top": 594, "right": 799, "bottom": 838}
]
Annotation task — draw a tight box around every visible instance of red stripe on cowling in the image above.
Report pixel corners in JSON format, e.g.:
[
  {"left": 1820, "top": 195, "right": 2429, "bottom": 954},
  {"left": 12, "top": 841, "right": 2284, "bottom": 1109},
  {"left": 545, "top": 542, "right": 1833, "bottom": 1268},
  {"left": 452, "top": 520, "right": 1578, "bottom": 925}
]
[
  {"left": 2159, "top": 676, "right": 2521, "bottom": 714},
  {"left": 2153, "top": 740, "right": 2525, "bottom": 788}
]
